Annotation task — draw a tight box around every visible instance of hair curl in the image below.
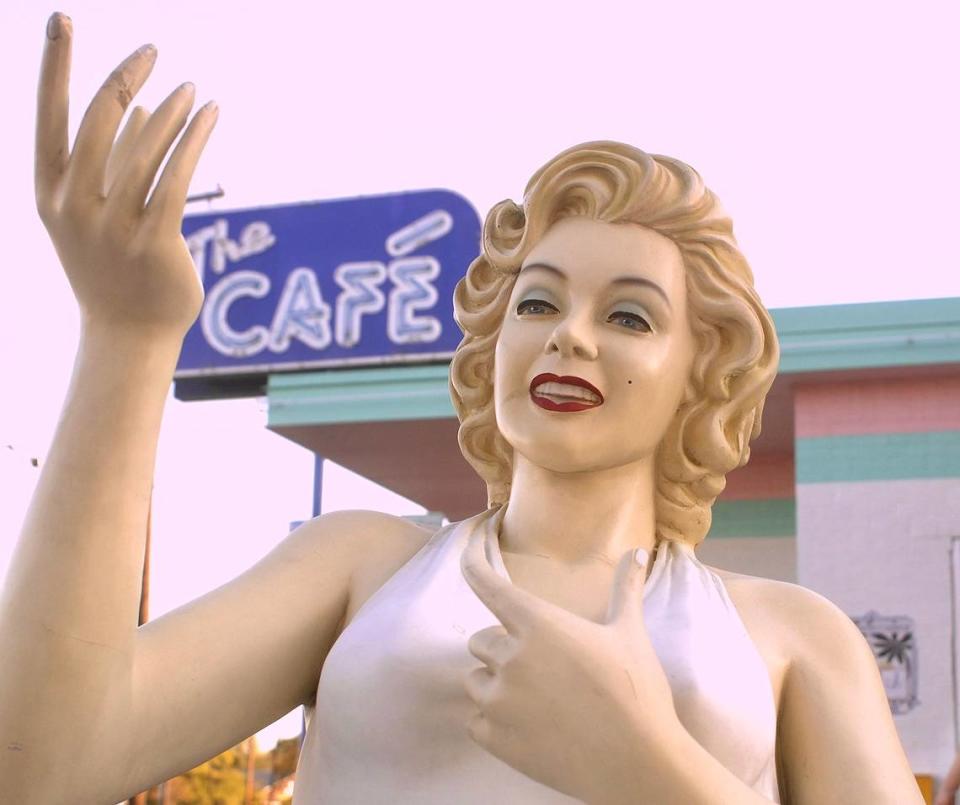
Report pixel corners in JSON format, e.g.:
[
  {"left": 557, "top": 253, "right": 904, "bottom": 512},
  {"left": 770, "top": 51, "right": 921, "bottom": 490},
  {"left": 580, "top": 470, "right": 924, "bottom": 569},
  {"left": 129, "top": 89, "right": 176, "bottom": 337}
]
[{"left": 448, "top": 142, "right": 779, "bottom": 546}]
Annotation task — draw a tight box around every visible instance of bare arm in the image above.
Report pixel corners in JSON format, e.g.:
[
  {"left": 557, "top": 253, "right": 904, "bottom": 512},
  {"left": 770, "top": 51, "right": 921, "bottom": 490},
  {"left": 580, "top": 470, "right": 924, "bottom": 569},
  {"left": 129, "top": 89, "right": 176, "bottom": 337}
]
[
  {"left": 0, "top": 13, "right": 216, "bottom": 800},
  {"left": 0, "top": 16, "right": 440, "bottom": 803},
  {"left": 0, "top": 325, "right": 184, "bottom": 797},
  {"left": 775, "top": 583, "right": 924, "bottom": 804}
]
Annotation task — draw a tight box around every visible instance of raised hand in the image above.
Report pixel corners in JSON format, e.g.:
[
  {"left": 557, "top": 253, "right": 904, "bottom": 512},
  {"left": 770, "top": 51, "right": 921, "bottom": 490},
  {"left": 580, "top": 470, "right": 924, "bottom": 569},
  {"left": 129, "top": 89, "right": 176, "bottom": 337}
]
[
  {"left": 460, "top": 522, "right": 682, "bottom": 803},
  {"left": 35, "top": 12, "right": 218, "bottom": 340}
]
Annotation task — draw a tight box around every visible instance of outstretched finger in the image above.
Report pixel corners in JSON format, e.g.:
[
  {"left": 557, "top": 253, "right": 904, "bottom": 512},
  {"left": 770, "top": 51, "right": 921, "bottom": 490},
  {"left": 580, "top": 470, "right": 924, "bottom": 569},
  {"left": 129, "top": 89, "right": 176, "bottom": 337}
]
[
  {"left": 105, "top": 83, "right": 195, "bottom": 218},
  {"left": 65, "top": 42, "right": 157, "bottom": 200},
  {"left": 104, "top": 106, "right": 150, "bottom": 195},
  {"left": 147, "top": 100, "right": 219, "bottom": 232},
  {"left": 35, "top": 13, "right": 73, "bottom": 205}
]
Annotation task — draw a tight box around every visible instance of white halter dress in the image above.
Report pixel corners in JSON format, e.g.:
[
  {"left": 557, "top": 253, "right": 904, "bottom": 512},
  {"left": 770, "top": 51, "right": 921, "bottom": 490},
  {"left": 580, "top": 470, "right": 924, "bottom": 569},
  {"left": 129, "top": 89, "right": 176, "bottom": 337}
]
[{"left": 294, "top": 507, "right": 781, "bottom": 802}]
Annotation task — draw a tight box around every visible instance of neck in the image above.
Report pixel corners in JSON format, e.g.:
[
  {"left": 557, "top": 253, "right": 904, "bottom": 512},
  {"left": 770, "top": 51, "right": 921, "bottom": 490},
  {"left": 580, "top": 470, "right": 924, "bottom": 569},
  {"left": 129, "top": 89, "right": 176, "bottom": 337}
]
[{"left": 498, "top": 453, "right": 658, "bottom": 566}]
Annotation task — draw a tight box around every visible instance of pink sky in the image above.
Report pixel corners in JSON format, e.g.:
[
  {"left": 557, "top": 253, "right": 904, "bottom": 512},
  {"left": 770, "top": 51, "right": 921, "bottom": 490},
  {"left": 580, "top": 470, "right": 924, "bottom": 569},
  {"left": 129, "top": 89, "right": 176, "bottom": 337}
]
[{"left": 2, "top": 0, "right": 958, "bottom": 750}]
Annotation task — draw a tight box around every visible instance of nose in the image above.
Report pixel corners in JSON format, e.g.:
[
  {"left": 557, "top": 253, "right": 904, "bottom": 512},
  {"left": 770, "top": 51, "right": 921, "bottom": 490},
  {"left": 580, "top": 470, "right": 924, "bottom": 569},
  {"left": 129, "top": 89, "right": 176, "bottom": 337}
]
[{"left": 545, "top": 314, "right": 598, "bottom": 360}]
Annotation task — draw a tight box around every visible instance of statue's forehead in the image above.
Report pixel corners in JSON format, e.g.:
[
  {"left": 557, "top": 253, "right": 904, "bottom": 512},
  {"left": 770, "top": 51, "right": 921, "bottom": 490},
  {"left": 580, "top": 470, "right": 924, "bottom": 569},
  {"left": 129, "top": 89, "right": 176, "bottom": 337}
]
[{"left": 519, "top": 219, "right": 686, "bottom": 297}]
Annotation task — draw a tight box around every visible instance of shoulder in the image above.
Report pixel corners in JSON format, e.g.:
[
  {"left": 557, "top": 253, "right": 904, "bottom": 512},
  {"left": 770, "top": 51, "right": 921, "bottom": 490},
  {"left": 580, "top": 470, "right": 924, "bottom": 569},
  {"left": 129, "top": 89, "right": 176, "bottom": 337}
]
[
  {"left": 314, "top": 510, "right": 442, "bottom": 623},
  {"left": 711, "top": 565, "right": 844, "bottom": 624},
  {"left": 287, "top": 510, "right": 436, "bottom": 597},
  {"left": 711, "top": 568, "right": 876, "bottom": 674},
  {"left": 289, "top": 508, "right": 431, "bottom": 549},
  {"left": 348, "top": 510, "right": 439, "bottom": 573}
]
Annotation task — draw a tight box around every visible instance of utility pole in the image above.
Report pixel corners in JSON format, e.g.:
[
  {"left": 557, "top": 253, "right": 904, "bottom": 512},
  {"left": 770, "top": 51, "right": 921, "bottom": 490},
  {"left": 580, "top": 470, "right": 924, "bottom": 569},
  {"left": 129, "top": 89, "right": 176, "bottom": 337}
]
[{"left": 244, "top": 736, "right": 257, "bottom": 804}]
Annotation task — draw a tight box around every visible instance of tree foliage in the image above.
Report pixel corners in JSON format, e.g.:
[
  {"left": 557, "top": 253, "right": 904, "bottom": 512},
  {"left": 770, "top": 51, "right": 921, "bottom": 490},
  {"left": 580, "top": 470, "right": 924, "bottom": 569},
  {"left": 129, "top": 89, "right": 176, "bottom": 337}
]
[{"left": 143, "top": 737, "right": 300, "bottom": 805}]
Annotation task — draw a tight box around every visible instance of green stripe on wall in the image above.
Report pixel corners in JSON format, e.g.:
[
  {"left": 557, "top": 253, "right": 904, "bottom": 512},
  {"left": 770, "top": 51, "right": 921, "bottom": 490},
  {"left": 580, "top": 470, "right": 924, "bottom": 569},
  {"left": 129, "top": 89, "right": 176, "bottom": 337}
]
[
  {"left": 796, "top": 431, "right": 960, "bottom": 483},
  {"left": 708, "top": 498, "right": 796, "bottom": 538}
]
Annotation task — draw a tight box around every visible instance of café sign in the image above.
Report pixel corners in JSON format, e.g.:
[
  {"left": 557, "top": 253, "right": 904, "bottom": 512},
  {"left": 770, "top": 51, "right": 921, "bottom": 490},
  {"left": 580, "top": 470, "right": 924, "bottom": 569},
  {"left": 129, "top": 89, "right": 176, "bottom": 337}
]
[{"left": 174, "top": 189, "right": 481, "bottom": 387}]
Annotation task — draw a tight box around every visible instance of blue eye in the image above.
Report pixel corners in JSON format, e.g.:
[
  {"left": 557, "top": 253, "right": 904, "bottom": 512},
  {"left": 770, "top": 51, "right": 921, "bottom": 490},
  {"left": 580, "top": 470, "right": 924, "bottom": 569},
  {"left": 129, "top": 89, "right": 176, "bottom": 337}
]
[
  {"left": 517, "top": 299, "right": 559, "bottom": 316},
  {"left": 608, "top": 311, "right": 651, "bottom": 332}
]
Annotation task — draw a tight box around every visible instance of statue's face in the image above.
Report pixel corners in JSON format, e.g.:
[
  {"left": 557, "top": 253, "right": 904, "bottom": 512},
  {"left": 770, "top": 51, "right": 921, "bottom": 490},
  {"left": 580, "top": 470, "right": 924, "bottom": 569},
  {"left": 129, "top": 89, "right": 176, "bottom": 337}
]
[{"left": 494, "top": 216, "right": 697, "bottom": 475}]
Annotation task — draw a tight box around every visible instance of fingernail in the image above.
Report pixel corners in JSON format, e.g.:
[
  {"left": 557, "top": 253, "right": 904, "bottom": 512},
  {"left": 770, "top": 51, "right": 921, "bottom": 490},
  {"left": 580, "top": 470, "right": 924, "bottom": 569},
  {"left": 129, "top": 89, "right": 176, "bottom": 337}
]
[
  {"left": 634, "top": 548, "right": 649, "bottom": 567},
  {"left": 138, "top": 43, "right": 157, "bottom": 58},
  {"left": 203, "top": 100, "right": 219, "bottom": 114},
  {"left": 179, "top": 82, "right": 195, "bottom": 93},
  {"left": 46, "top": 13, "right": 70, "bottom": 40}
]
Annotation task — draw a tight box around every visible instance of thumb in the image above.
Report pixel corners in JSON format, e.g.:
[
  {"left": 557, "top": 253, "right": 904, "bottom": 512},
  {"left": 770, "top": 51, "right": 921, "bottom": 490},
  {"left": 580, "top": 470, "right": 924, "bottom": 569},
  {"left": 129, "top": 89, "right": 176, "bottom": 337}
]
[{"left": 605, "top": 546, "right": 651, "bottom": 627}]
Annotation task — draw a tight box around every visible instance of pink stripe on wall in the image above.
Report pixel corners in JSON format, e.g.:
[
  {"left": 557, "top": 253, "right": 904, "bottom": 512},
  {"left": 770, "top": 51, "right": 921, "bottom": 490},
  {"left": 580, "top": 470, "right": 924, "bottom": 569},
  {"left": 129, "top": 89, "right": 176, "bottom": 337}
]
[
  {"left": 795, "top": 375, "right": 960, "bottom": 438},
  {"left": 722, "top": 453, "right": 795, "bottom": 500}
]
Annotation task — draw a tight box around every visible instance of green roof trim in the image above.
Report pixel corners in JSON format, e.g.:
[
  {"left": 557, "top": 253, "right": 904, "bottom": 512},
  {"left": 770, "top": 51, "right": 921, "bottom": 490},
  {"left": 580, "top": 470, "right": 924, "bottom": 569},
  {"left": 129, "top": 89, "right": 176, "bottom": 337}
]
[
  {"left": 708, "top": 498, "right": 796, "bottom": 538},
  {"left": 772, "top": 297, "right": 960, "bottom": 373},
  {"left": 267, "top": 363, "right": 455, "bottom": 427},
  {"left": 796, "top": 431, "right": 960, "bottom": 483}
]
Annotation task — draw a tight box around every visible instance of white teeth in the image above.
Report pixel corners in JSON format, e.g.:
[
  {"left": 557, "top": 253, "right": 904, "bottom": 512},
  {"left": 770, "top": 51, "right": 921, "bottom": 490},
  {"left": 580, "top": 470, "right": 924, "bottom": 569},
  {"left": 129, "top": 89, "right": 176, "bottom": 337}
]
[{"left": 532, "top": 381, "right": 601, "bottom": 404}]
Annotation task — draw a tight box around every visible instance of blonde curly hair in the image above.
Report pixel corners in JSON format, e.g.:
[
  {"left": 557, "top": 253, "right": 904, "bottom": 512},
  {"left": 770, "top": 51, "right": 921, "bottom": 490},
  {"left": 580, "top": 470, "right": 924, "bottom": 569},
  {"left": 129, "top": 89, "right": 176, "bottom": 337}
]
[{"left": 448, "top": 142, "right": 779, "bottom": 546}]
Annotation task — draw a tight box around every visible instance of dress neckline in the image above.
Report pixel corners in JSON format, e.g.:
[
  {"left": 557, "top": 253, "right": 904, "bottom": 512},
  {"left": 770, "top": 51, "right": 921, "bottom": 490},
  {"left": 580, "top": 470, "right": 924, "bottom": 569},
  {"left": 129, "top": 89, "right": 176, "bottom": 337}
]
[{"left": 475, "top": 505, "right": 675, "bottom": 603}]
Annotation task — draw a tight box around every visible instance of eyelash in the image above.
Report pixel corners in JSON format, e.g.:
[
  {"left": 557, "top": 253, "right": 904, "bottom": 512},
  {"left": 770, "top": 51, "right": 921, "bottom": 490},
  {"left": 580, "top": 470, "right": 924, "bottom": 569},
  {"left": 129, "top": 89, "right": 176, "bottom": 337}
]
[{"left": 515, "top": 299, "right": 652, "bottom": 333}]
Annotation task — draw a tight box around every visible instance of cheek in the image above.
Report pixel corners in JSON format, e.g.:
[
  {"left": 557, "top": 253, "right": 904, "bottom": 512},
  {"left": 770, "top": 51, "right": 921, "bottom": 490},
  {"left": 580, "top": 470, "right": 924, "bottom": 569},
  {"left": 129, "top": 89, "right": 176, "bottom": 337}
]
[
  {"left": 494, "top": 324, "right": 531, "bottom": 387},
  {"left": 613, "top": 353, "right": 686, "bottom": 415}
]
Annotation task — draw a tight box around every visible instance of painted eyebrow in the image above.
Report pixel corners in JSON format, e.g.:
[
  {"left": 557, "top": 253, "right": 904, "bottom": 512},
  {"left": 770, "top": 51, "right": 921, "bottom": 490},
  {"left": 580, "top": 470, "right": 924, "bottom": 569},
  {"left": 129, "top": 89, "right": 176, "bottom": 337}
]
[{"left": 518, "top": 262, "right": 672, "bottom": 310}]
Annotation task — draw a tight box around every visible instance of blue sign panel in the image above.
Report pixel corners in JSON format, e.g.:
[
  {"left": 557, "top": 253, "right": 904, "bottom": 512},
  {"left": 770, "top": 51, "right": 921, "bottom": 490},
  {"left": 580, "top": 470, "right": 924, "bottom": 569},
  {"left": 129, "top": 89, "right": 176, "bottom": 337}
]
[{"left": 174, "top": 189, "right": 481, "bottom": 381}]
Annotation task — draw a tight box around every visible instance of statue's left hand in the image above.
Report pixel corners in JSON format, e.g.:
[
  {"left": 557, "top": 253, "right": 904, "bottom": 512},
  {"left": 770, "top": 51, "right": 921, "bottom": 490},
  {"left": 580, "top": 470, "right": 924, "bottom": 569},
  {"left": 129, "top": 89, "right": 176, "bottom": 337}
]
[{"left": 460, "top": 527, "right": 681, "bottom": 802}]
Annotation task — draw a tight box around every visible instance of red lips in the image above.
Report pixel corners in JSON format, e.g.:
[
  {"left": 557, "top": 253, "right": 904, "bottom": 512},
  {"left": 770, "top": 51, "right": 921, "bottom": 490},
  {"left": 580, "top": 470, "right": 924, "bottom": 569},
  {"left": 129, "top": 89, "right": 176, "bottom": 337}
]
[{"left": 529, "top": 373, "right": 604, "bottom": 412}]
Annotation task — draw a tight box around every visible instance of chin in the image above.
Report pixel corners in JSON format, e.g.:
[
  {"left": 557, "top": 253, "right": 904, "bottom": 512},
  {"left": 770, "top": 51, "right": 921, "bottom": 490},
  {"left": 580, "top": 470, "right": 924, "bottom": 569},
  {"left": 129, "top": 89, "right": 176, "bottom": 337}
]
[{"left": 506, "top": 436, "right": 644, "bottom": 476}]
